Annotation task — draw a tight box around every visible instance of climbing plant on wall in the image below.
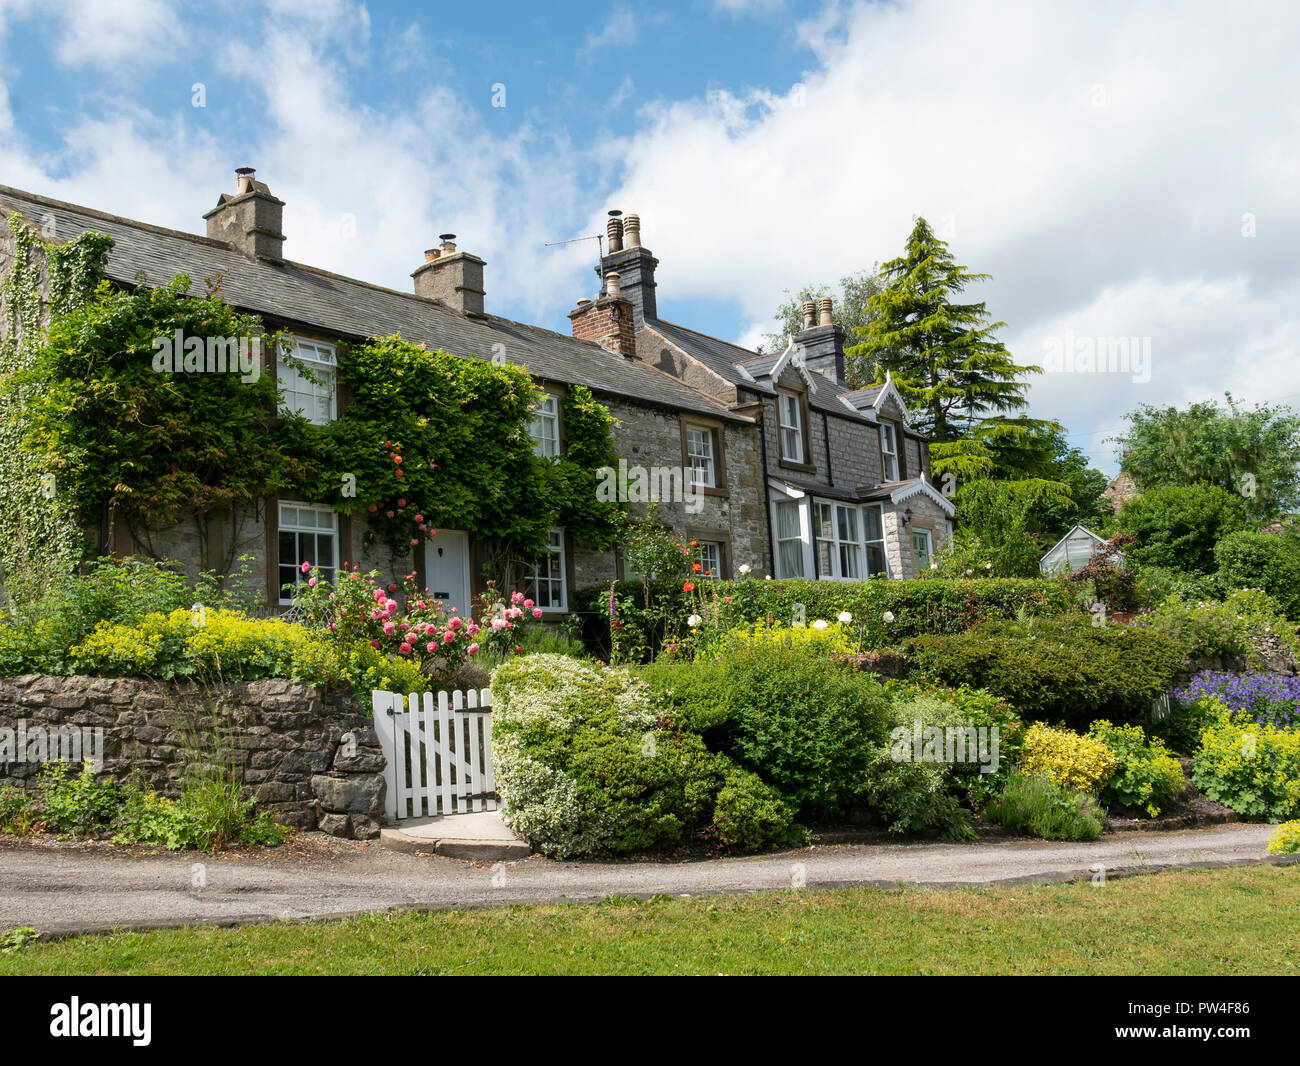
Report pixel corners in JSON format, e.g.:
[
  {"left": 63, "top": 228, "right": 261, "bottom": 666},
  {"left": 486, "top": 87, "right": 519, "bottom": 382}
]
[
  {"left": 0, "top": 214, "right": 112, "bottom": 603},
  {"left": 6, "top": 233, "right": 624, "bottom": 597}
]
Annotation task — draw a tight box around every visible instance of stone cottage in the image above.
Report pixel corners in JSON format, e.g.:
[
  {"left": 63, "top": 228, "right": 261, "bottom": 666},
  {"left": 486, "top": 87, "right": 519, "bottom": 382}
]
[{"left": 0, "top": 169, "right": 951, "bottom": 614}]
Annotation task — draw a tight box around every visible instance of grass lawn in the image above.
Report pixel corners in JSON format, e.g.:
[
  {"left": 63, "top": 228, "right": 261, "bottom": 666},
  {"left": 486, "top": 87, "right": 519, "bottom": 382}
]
[{"left": 3, "top": 865, "right": 1297, "bottom": 976}]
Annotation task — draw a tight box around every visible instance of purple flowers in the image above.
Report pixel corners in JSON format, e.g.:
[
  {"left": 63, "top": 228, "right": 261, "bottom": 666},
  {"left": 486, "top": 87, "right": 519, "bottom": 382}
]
[{"left": 1174, "top": 670, "right": 1300, "bottom": 731}]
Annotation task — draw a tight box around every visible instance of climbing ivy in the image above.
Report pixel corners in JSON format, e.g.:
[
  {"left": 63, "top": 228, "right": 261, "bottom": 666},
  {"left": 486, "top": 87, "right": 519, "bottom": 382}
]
[
  {"left": 4, "top": 230, "right": 623, "bottom": 597},
  {"left": 0, "top": 214, "right": 112, "bottom": 603}
]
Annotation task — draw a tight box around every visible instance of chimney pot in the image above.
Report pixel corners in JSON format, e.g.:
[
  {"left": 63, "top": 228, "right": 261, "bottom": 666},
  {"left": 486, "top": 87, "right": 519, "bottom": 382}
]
[
  {"left": 235, "top": 167, "right": 256, "bottom": 194},
  {"left": 605, "top": 270, "right": 621, "bottom": 298},
  {"left": 606, "top": 212, "right": 624, "bottom": 254},
  {"left": 818, "top": 297, "right": 833, "bottom": 326},
  {"left": 802, "top": 300, "right": 816, "bottom": 330},
  {"left": 424, "top": 248, "right": 440, "bottom": 262},
  {"left": 623, "top": 213, "right": 641, "bottom": 248}
]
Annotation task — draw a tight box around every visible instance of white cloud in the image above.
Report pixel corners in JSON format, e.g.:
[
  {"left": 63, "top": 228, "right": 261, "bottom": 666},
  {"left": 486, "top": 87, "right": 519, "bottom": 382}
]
[
  {"left": 595, "top": 0, "right": 1300, "bottom": 471},
  {"left": 582, "top": 9, "right": 638, "bottom": 55},
  {"left": 51, "top": 0, "right": 182, "bottom": 69}
]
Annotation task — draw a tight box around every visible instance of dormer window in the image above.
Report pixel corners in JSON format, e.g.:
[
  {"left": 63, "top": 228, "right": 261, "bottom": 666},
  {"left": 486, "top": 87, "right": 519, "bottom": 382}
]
[
  {"left": 879, "top": 422, "right": 899, "bottom": 481},
  {"left": 778, "top": 392, "right": 804, "bottom": 464}
]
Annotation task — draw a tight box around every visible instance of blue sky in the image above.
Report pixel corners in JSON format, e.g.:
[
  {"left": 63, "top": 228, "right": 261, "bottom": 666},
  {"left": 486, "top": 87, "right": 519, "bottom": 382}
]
[{"left": 2, "top": 0, "right": 1298, "bottom": 475}]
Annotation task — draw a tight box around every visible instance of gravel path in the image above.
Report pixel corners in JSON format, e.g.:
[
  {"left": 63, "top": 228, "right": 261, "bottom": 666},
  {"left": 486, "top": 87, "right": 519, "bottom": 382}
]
[{"left": 0, "top": 823, "right": 1290, "bottom": 936}]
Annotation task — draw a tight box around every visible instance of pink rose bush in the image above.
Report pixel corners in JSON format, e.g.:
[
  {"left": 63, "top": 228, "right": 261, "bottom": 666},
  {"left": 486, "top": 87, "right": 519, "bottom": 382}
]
[{"left": 292, "top": 563, "right": 538, "bottom": 681}]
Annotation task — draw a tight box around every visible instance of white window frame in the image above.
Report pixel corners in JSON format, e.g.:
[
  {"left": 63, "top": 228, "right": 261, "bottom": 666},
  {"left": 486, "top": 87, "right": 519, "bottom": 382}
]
[
  {"left": 864, "top": 504, "right": 890, "bottom": 578},
  {"left": 912, "top": 527, "right": 934, "bottom": 572},
  {"left": 694, "top": 540, "right": 723, "bottom": 579},
  {"left": 778, "top": 392, "right": 804, "bottom": 464},
  {"left": 880, "top": 422, "right": 900, "bottom": 481},
  {"left": 814, "top": 501, "right": 866, "bottom": 581},
  {"left": 685, "top": 426, "right": 717, "bottom": 489},
  {"left": 771, "top": 493, "right": 813, "bottom": 579},
  {"left": 530, "top": 393, "right": 560, "bottom": 459},
  {"left": 526, "top": 527, "right": 567, "bottom": 613},
  {"left": 277, "top": 501, "right": 338, "bottom": 604},
  {"left": 278, "top": 337, "right": 337, "bottom": 425}
]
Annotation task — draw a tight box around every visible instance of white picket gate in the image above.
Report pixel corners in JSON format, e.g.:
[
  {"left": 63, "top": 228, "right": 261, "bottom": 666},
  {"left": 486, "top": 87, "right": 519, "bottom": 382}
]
[{"left": 372, "top": 688, "right": 497, "bottom": 821}]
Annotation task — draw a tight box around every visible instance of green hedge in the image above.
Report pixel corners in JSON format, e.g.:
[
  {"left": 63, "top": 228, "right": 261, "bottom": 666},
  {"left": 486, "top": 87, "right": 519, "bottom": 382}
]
[
  {"left": 894, "top": 615, "right": 1186, "bottom": 729},
  {"left": 573, "top": 577, "right": 1074, "bottom": 660}
]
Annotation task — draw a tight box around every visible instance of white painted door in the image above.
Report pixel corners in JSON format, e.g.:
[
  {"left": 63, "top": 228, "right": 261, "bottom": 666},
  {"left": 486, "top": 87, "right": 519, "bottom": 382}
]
[{"left": 425, "top": 530, "right": 471, "bottom": 617}]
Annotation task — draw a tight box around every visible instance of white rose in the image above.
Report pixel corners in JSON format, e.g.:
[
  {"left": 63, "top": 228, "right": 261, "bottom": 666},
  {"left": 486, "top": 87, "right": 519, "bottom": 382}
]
[
  {"left": 984, "top": 562, "right": 993, "bottom": 570},
  {"left": 687, "top": 614, "right": 703, "bottom": 628},
  {"left": 837, "top": 611, "right": 852, "bottom": 623},
  {"left": 738, "top": 563, "right": 752, "bottom": 575},
  {"left": 812, "top": 619, "right": 829, "bottom": 630},
  {"left": 929, "top": 563, "right": 938, "bottom": 570},
  {"left": 882, "top": 611, "right": 895, "bottom": 623}
]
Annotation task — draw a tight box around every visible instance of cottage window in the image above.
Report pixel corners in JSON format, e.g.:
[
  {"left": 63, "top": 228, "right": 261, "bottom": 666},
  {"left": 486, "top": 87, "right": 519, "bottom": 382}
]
[
  {"left": 778, "top": 393, "right": 804, "bottom": 463},
  {"left": 278, "top": 502, "right": 337, "bottom": 603},
  {"left": 278, "top": 338, "right": 336, "bottom": 425},
  {"left": 880, "top": 422, "right": 900, "bottom": 481},
  {"left": 685, "top": 427, "right": 717, "bottom": 488},
  {"left": 775, "top": 500, "right": 807, "bottom": 578},
  {"left": 526, "top": 528, "right": 566, "bottom": 612},
  {"left": 529, "top": 393, "right": 560, "bottom": 458}
]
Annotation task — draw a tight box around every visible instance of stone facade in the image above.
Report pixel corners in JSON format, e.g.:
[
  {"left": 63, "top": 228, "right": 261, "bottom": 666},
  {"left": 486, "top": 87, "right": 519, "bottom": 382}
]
[{"left": 0, "top": 675, "right": 385, "bottom": 839}]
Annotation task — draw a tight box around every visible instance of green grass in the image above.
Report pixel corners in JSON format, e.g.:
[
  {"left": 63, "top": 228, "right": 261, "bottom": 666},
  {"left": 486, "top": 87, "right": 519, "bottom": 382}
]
[{"left": 3, "top": 865, "right": 1298, "bottom": 975}]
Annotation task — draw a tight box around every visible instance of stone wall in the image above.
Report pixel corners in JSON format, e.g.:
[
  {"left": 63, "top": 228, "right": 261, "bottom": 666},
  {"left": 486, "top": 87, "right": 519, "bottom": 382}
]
[{"left": 0, "top": 675, "right": 386, "bottom": 839}]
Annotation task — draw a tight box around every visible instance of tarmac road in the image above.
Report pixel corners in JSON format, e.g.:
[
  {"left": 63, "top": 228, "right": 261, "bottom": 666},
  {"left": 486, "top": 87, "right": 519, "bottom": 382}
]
[{"left": 0, "top": 822, "right": 1289, "bottom": 937}]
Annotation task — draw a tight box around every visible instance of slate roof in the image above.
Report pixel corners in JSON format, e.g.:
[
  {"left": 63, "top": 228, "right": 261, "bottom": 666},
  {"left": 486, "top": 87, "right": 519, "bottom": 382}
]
[
  {"left": 645, "top": 317, "right": 880, "bottom": 422},
  {"left": 0, "top": 184, "right": 745, "bottom": 423}
]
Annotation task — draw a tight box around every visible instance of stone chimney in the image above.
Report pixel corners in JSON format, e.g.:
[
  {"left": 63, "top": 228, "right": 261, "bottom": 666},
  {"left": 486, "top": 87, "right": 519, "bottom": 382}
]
[
  {"left": 595, "top": 210, "right": 657, "bottom": 329},
  {"left": 412, "top": 234, "right": 486, "bottom": 315},
  {"left": 203, "top": 167, "right": 285, "bottom": 261},
  {"left": 796, "top": 297, "right": 846, "bottom": 385},
  {"left": 569, "top": 270, "right": 637, "bottom": 357}
]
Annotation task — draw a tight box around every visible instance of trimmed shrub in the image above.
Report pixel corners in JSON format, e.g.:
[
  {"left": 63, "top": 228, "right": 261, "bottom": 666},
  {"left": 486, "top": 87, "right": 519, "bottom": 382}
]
[
  {"left": 491, "top": 655, "right": 791, "bottom": 857},
  {"left": 984, "top": 772, "right": 1104, "bottom": 841},
  {"left": 1020, "top": 722, "right": 1119, "bottom": 795},
  {"left": 895, "top": 615, "right": 1185, "bottom": 728},
  {"left": 575, "top": 577, "right": 1073, "bottom": 660},
  {"left": 713, "top": 768, "right": 797, "bottom": 851},
  {"left": 641, "top": 643, "right": 895, "bottom": 819},
  {"left": 1132, "top": 565, "right": 1222, "bottom": 609},
  {"left": 1088, "top": 720, "right": 1184, "bottom": 817},
  {"left": 1192, "top": 709, "right": 1300, "bottom": 822}
]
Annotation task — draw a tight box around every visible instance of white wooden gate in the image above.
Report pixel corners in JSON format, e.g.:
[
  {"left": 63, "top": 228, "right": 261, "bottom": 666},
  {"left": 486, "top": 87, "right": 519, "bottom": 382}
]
[{"left": 372, "top": 688, "right": 497, "bottom": 821}]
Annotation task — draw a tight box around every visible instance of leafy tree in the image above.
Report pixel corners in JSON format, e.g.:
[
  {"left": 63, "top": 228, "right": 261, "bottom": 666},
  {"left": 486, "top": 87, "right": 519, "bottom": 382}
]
[
  {"left": 761, "top": 269, "right": 881, "bottom": 380},
  {"left": 1112, "top": 394, "right": 1300, "bottom": 522},
  {"left": 1113, "top": 483, "right": 1247, "bottom": 574},
  {"left": 935, "top": 478, "right": 1075, "bottom": 578},
  {"left": 846, "top": 217, "right": 1041, "bottom": 450},
  {"left": 987, "top": 421, "right": 1111, "bottom": 541}
]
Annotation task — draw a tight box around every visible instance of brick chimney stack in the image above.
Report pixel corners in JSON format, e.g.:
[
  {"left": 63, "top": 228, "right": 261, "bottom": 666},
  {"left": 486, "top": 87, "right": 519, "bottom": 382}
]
[
  {"left": 412, "top": 234, "right": 486, "bottom": 315},
  {"left": 569, "top": 270, "right": 637, "bottom": 357},
  {"left": 203, "top": 167, "right": 285, "bottom": 260}
]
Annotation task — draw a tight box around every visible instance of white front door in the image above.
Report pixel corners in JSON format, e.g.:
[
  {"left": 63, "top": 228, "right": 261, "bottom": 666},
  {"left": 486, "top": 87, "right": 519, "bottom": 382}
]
[{"left": 425, "top": 530, "right": 471, "bottom": 617}]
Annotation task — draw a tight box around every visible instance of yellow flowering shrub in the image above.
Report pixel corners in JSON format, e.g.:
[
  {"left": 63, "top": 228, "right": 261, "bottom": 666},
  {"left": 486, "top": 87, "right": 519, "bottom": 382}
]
[
  {"left": 1267, "top": 820, "right": 1300, "bottom": 855},
  {"left": 69, "top": 608, "right": 427, "bottom": 698},
  {"left": 705, "top": 621, "right": 857, "bottom": 658},
  {"left": 1192, "top": 708, "right": 1300, "bottom": 822},
  {"left": 1020, "top": 722, "right": 1119, "bottom": 795}
]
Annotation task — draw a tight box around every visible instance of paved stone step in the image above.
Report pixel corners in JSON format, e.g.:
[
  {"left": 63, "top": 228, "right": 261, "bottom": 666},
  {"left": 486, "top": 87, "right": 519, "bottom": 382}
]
[{"left": 379, "top": 810, "right": 531, "bottom": 861}]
